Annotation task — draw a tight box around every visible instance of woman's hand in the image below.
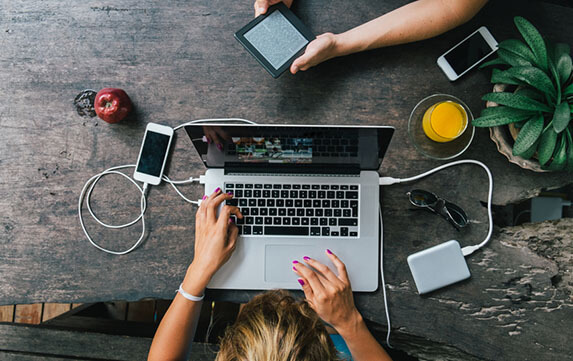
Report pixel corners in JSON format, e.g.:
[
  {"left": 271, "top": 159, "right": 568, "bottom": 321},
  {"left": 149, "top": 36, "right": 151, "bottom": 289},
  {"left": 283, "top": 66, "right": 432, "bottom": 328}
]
[
  {"left": 290, "top": 33, "right": 339, "bottom": 74},
  {"left": 189, "top": 188, "right": 243, "bottom": 282},
  {"left": 254, "top": 0, "right": 293, "bottom": 17},
  {"left": 292, "top": 250, "right": 362, "bottom": 333}
]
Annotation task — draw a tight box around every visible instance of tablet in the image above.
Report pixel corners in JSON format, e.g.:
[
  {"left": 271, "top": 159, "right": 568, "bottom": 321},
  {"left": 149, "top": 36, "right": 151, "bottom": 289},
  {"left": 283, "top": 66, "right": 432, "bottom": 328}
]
[{"left": 235, "top": 3, "right": 315, "bottom": 78}]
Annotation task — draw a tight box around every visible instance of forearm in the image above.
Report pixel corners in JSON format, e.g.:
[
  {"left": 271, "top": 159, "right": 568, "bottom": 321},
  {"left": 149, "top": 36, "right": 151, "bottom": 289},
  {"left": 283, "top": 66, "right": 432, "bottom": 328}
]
[
  {"left": 332, "top": 0, "right": 488, "bottom": 56},
  {"left": 337, "top": 312, "right": 392, "bottom": 361},
  {"left": 147, "top": 265, "right": 211, "bottom": 361}
]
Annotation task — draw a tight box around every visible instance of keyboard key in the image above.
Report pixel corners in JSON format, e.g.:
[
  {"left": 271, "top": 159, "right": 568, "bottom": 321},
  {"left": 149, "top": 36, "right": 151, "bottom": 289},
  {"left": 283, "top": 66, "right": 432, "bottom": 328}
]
[
  {"left": 336, "top": 191, "right": 345, "bottom": 199},
  {"left": 279, "top": 209, "right": 286, "bottom": 216},
  {"left": 304, "top": 200, "right": 312, "bottom": 208},
  {"left": 290, "top": 191, "right": 298, "bottom": 198},
  {"left": 302, "top": 184, "right": 311, "bottom": 189},
  {"left": 309, "top": 191, "right": 317, "bottom": 198},
  {"left": 293, "top": 184, "right": 301, "bottom": 189},
  {"left": 263, "top": 190, "right": 271, "bottom": 198},
  {"left": 272, "top": 191, "right": 280, "bottom": 198},
  {"left": 226, "top": 184, "right": 234, "bottom": 188},
  {"left": 237, "top": 217, "right": 245, "bottom": 225},
  {"left": 236, "top": 184, "right": 244, "bottom": 188},
  {"left": 245, "top": 184, "right": 253, "bottom": 189},
  {"left": 311, "top": 218, "right": 319, "bottom": 225},
  {"left": 265, "top": 217, "right": 272, "bottom": 225},
  {"left": 255, "top": 217, "right": 263, "bottom": 225},
  {"left": 313, "top": 200, "right": 321, "bottom": 208},
  {"left": 267, "top": 199, "right": 275, "bottom": 207},
  {"left": 273, "top": 184, "right": 281, "bottom": 189},
  {"left": 306, "top": 209, "right": 314, "bottom": 217},
  {"left": 346, "top": 191, "right": 359, "bottom": 199},
  {"left": 297, "top": 209, "right": 305, "bottom": 216},
  {"left": 235, "top": 190, "right": 243, "bottom": 197},
  {"left": 315, "top": 209, "right": 323, "bottom": 217},
  {"left": 245, "top": 190, "right": 252, "bottom": 197},
  {"left": 253, "top": 226, "right": 263, "bottom": 235},
  {"left": 255, "top": 184, "right": 263, "bottom": 189},
  {"left": 258, "top": 199, "right": 265, "bottom": 207},
  {"left": 295, "top": 200, "right": 303, "bottom": 208},
  {"left": 283, "top": 185, "right": 291, "bottom": 189},
  {"left": 301, "top": 218, "right": 309, "bottom": 225},
  {"left": 270, "top": 208, "right": 277, "bottom": 216},
  {"left": 350, "top": 231, "right": 358, "bottom": 237},
  {"left": 251, "top": 208, "right": 259, "bottom": 216},
  {"left": 249, "top": 199, "right": 256, "bottom": 207},
  {"left": 334, "top": 209, "right": 342, "bottom": 217},
  {"left": 322, "top": 200, "right": 330, "bottom": 208},
  {"left": 246, "top": 217, "right": 254, "bottom": 225},
  {"left": 312, "top": 185, "right": 320, "bottom": 189},
  {"left": 254, "top": 190, "right": 261, "bottom": 198},
  {"left": 239, "top": 199, "right": 248, "bottom": 207},
  {"left": 273, "top": 217, "right": 281, "bottom": 225},
  {"left": 343, "top": 209, "right": 351, "bottom": 217},
  {"left": 286, "top": 199, "right": 294, "bottom": 207},
  {"left": 341, "top": 227, "right": 349, "bottom": 236},
  {"left": 331, "top": 185, "right": 339, "bottom": 190},
  {"left": 244, "top": 226, "right": 252, "bottom": 235},
  {"left": 339, "top": 218, "right": 358, "bottom": 226},
  {"left": 322, "top": 227, "right": 330, "bottom": 236},
  {"left": 260, "top": 208, "right": 268, "bottom": 216},
  {"left": 265, "top": 226, "right": 309, "bottom": 236},
  {"left": 288, "top": 209, "right": 296, "bottom": 216},
  {"left": 329, "top": 218, "right": 337, "bottom": 226},
  {"left": 264, "top": 184, "right": 272, "bottom": 189},
  {"left": 318, "top": 191, "right": 326, "bottom": 199},
  {"left": 331, "top": 231, "right": 339, "bottom": 236},
  {"left": 325, "top": 209, "right": 333, "bottom": 217},
  {"left": 277, "top": 200, "right": 285, "bottom": 207},
  {"left": 281, "top": 191, "right": 289, "bottom": 198},
  {"left": 243, "top": 208, "right": 250, "bottom": 216},
  {"left": 340, "top": 185, "right": 349, "bottom": 190},
  {"left": 226, "top": 199, "right": 238, "bottom": 206},
  {"left": 292, "top": 218, "right": 300, "bottom": 225},
  {"left": 341, "top": 200, "right": 349, "bottom": 208},
  {"left": 310, "top": 227, "right": 321, "bottom": 236},
  {"left": 283, "top": 218, "right": 291, "bottom": 225},
  {"left": 332, "top": 200, "right": 340, "bottom": 208},
  {"left": 320, "top": 218, "right": 328, "bottom": 226},
  {"left": 350, "top": 185, "right": 359, "bottom": 190},
  {"left": 321, "top": 185, "right": 329, "bottom": 190},
  {"left": 300, "top": 191, "right": 308, "bottom": 198}
]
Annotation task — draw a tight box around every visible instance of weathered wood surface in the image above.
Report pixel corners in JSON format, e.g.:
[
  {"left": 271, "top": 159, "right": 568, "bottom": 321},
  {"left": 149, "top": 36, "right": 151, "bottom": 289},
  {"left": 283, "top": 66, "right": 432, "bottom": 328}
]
[
  {"left": 0, "top": 0, "right": 572, "bottom": 360},
  {"left": 0, "top": 323, "right": 218, "bottom": 360}
]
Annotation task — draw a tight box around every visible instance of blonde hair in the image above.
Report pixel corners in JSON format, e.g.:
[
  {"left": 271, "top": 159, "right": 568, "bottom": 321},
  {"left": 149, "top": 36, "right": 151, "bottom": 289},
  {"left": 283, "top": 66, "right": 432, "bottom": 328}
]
[{"left": 216, "top": 290, "right": 339, "bottom": 361}]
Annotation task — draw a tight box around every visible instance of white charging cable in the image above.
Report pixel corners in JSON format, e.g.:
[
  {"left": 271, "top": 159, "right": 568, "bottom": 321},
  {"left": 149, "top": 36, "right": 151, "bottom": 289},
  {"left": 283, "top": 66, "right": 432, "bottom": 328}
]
[
  {"left": 378, "top": 208, "right": 392, "bottom": 348},
  {"left": 379, "top": 159, "right": 493, "bottom": 257},
  {"left": 78, "top": 118, "right": 256, "bottom": 255}
]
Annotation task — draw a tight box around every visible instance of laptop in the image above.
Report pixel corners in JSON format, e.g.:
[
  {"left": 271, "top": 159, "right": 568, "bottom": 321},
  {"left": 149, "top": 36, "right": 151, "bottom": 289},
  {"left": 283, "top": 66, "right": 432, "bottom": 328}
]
[{"left": 185, "top": 124, "right": 394, "bottom": 291}]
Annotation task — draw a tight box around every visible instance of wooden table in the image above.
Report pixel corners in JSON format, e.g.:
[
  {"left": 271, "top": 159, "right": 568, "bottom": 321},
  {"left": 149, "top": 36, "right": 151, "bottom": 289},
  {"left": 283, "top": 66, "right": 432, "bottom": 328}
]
[{"left": 1, "top": 0, "right": 571, "bottom": 360}]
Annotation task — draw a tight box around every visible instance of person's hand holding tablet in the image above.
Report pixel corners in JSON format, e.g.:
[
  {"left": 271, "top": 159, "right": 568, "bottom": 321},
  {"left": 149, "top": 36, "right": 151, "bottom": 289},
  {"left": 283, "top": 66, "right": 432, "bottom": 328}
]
[{"left": 235, "top": 2, "right": 315, "bottom": 78}]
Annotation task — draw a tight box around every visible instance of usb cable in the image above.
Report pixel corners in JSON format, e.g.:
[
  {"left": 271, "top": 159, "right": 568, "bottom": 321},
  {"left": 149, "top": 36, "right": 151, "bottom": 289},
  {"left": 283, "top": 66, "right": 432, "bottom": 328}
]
[{"left": 379, "top": 159, "right": 493, "bottom": 257}]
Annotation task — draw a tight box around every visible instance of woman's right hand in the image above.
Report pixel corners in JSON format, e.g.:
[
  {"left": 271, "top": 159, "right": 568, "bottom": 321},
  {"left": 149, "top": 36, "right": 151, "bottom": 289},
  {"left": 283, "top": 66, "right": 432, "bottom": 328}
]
[{"left": 292, "top": 250, "right": 362, "bottom": 333}]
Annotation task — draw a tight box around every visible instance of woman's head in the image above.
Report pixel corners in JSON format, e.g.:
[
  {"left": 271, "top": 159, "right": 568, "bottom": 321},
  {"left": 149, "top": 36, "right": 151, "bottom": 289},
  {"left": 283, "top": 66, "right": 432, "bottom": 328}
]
[{"left": 216, "top": 289, "right": 339, "bottom": 361}]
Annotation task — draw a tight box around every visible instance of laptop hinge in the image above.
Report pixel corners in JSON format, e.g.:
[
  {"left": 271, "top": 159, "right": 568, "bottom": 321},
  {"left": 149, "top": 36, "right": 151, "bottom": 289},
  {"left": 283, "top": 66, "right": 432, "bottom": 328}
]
[{"left": 224, "top": 163, "right": 361, "bottom": 176}]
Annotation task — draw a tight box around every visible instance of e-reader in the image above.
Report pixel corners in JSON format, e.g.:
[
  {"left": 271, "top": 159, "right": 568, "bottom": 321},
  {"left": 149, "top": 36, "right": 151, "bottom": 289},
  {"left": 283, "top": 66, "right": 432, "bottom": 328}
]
[{"left": 235, "top": 3, "right": 315, "bottom": 78}]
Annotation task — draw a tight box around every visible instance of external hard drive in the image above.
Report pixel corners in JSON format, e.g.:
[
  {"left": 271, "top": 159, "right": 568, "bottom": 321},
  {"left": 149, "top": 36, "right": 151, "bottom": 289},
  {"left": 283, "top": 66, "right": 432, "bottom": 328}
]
[{"left": 407, "top": 240, "right": 471, "bottom": 294}]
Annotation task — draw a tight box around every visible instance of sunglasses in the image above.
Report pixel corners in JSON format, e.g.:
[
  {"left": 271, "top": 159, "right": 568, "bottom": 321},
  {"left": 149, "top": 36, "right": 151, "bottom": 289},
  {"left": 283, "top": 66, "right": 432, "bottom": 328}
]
[{"left": 407, "top": 189, "right": 468, "bottom": 230}]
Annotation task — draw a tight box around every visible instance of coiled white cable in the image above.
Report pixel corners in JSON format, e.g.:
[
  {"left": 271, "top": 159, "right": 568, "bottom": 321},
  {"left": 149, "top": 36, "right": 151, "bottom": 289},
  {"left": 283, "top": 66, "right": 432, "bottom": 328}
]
[{"left": 78, "top": 118, "right": 256, "bottom": 255}]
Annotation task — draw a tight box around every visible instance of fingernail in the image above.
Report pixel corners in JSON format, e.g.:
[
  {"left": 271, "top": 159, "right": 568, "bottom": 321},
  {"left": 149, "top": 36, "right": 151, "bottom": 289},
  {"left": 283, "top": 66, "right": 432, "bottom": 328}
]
[
  {"left": 202, "top": 195, "right": 207, "bottom": 200},
  {"left": 298, "top": 279, "right": 305, "bottom": 286},
  {"left": 227, "top": 192, "right": 233, "bottom": 196},
  {"left": 292, "top": 66, "right": 299, "bottom": 73},
  {"left": 229, "top": 218, "right": 234, "bottom": 223},
  {"left": 216, "top": 144, "right": 223, "bottom": 151},
  {"left": 215, "top": 187, "right": 221, "bottom": 193},
  {"left": 326, "top": 249, "right": 332, "bottom": 255},
  {"left": 303, "top": 256, "right": 310, "bottom": 261},
  {"left": 292, "top": 266, "right": 297, "bottom": 272},
  {"left": 292, "top": 260, "right": 299, "bottom": 264}
]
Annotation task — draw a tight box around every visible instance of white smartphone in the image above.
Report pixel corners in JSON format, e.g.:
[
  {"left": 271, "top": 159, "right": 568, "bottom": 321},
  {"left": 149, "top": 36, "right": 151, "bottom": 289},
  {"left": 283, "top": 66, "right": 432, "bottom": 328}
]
[
  {"left": 437, "top": 26, "right": 498, "bottom": 81},
  {"left": 133, "top": 123, "right": 174, "bottom": 185}
]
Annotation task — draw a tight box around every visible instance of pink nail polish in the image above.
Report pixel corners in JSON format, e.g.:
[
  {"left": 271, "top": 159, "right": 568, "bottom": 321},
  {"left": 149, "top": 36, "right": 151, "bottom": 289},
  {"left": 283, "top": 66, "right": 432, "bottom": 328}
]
[
  {"left": 202, "top": 195, "right": 207, "bottom": 200},
  {"left": 326, "top": 249, "right": 332, "bottom": 255},
  {"left": 292, "top": 260, "right": 298, "bottom": 264},
  {"left": 214, "top": 187, "right": 221, "bottom": 193},
  {"left": 229, "top": 218, "right": 234, "bottom": 223},
  {"left": 227, "top": 192, "right": 233, "bottom": 196},
  {"left": 292, "top": 266, "right": 297, "bottom": 272},
  {"left": 303, "top": 256, "right": 310, "bottom": 261},
  {"left": 216, "top": 144, "right": 223, "bottom": 151},
  {"left": 298, "top": 279, "right": 305, "bottom": 286}
]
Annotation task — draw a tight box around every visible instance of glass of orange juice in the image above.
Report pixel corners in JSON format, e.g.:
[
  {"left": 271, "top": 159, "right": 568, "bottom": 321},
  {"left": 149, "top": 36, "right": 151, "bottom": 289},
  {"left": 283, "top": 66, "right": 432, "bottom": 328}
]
[{"left": 422, "top": 101, "right": 468, "bottom": 143}]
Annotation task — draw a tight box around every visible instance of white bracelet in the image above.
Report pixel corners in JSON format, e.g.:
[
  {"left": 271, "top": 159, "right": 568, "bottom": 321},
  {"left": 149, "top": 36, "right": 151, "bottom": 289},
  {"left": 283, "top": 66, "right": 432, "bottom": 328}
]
[{"left": 177, "top": 284, "right": 205, "bottom": 302}]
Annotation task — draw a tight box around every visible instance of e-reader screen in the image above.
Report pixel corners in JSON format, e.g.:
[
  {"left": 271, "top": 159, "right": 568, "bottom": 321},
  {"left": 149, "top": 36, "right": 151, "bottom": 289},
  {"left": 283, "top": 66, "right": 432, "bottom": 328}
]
[{"left": 243, "top": 11, "right": 309, "bottom": 70}]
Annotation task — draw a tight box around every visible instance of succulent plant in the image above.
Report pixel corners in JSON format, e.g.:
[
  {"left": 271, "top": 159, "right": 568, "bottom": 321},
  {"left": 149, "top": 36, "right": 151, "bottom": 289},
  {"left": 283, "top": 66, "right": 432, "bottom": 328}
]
[{"left": 473, "top": 16, "right": 573, "bottom": 172}]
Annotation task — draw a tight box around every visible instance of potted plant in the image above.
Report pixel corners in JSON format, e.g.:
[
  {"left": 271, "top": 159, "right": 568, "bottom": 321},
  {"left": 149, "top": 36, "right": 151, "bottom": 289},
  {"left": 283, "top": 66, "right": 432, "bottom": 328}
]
[{"left": 473, "top": 16, "right": 573, "bottom": 172}]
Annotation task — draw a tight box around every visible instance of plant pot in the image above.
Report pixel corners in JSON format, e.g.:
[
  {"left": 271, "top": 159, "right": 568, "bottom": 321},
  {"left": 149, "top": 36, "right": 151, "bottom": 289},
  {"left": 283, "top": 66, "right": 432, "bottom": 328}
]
[{"left": 487, "top": 83, "right": 548, "bottom": 172}]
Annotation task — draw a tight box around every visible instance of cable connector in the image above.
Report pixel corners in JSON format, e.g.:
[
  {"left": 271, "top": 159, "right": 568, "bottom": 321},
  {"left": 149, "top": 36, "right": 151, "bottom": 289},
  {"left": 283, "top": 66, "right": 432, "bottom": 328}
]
[
  {"left": 379, "top": 177, "right": 401, "bottom": 186},
  {"left": 461, "top": 245, "right": 479, "bottom": 257}
]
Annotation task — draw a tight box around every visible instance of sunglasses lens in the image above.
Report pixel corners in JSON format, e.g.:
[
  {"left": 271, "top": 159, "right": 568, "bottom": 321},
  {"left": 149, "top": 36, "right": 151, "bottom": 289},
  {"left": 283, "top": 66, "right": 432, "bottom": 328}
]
[
  {"left": 446, "top": 203, "right": 468, "bottom": 226},
  {"left": 409, "top": 190, "right": 437, "bottom": 206}
]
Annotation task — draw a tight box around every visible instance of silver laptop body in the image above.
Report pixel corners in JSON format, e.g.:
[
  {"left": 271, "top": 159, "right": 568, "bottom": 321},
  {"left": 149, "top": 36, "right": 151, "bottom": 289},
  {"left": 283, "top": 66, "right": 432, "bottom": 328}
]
[{"left": 186, "top": 124, "right": 394, "bottom": 292}]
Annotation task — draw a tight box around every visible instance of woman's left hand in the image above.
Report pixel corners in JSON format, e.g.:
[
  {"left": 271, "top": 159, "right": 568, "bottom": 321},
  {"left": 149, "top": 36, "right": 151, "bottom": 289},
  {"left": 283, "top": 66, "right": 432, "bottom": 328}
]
[{"left": 189, "top": 188, "right": 243, "bottom": 282}]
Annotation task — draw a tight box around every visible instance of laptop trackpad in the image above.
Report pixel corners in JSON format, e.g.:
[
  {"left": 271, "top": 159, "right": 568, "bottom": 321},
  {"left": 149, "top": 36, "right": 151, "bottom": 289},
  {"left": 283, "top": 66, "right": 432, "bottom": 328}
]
[{"left": 265, "top": 245, "right": 314, "bottom": 283}]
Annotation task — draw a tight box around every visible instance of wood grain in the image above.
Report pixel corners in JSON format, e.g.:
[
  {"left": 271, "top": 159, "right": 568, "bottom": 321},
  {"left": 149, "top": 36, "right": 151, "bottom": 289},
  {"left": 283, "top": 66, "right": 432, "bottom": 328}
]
[
  {"left": 0, "top": 306, "right": 15, "bottom": 323},
  {"left": 13, "top": 304, "right": 42, "bottom": 325},
  {"left": 0, "top": 0, "right": 572, "bottom": 360},
  {"left": 41, "top": 303, "right": 71, "bottom": 322}
]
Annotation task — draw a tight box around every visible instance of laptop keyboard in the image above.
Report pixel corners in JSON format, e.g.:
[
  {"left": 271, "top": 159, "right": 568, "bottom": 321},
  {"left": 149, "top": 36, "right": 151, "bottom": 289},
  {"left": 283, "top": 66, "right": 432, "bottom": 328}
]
[{"left": 225, "top": 183, "right": 359, "bottom": 237}]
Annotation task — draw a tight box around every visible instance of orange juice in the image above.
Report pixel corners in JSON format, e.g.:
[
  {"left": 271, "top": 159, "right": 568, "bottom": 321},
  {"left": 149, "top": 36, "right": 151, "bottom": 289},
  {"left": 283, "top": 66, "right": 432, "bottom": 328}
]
[{"left": 422, "top": 101, "right": 467, "bottom": 142}]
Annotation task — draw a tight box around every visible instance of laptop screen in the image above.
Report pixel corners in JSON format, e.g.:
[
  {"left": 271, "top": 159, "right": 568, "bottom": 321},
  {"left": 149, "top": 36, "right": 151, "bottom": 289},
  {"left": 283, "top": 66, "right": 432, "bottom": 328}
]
[{"left": 185, "top": 124, "right": 394, "bottom": 174}]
